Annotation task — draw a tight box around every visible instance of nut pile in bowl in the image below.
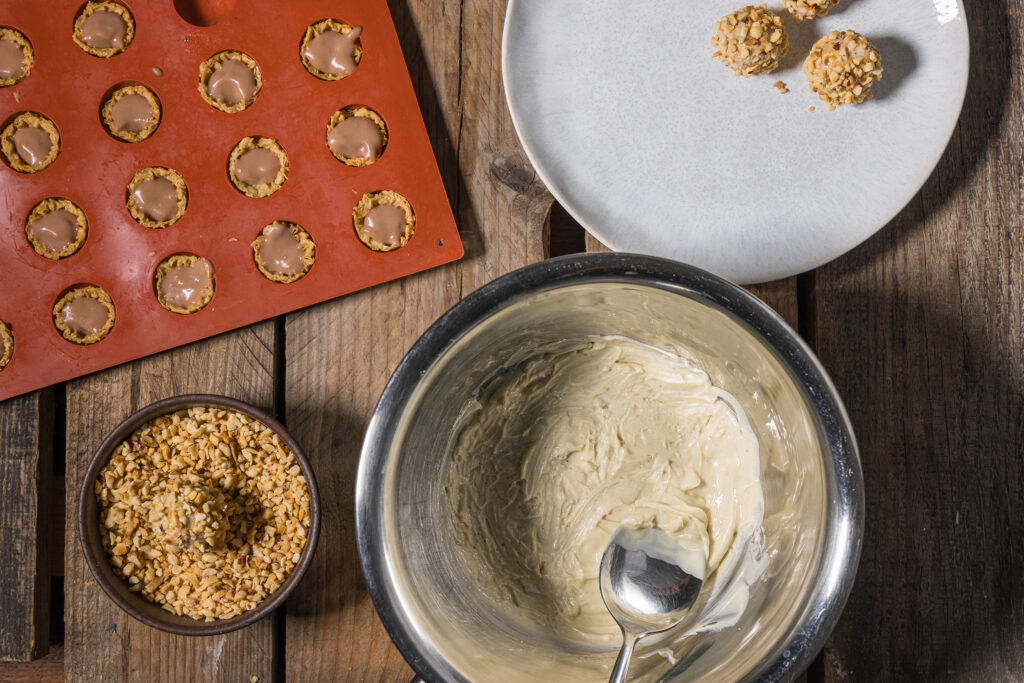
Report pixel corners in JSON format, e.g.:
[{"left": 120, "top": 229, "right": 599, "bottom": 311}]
[{"left": 94, "top": 407, "right": 310, "bottom": 621}]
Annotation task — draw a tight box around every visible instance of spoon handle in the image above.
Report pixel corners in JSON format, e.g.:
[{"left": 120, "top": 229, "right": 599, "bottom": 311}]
[{"left": 608, "top": 630, "right": 638, "bottom": 683}]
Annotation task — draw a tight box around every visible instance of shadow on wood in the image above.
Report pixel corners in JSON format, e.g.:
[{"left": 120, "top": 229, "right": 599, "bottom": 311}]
[{"left": 814, "top": 1, "right": 1023, "bottom": 679}]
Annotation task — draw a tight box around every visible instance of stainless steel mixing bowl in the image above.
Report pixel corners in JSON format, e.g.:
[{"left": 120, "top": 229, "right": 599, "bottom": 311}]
[{"left": 357, "top": 253, "right": 863, "bottom": 682}]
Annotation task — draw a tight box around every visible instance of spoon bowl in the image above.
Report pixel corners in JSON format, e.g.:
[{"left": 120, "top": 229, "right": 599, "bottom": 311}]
[{"left": 599, "top": 525, "right": 706, "bottom": 683}]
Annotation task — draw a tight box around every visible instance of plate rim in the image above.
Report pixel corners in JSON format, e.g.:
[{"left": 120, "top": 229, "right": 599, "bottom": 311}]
[{"left": 501, "top": 0, "right": 971, "bottom": 284}]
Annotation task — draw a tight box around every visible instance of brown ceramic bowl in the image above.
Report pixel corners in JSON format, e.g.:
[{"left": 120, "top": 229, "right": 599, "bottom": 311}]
[{"left": 77, "top": 394, "right": 321, "bottom": 636}]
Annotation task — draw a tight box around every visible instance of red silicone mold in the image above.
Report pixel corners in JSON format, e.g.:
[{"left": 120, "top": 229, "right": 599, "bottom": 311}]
[{"left": 0, "top": 0, "right": 462, "bottom": 401}]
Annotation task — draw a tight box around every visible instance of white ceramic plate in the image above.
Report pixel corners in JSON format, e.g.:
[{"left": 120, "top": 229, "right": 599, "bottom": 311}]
[{"left": 503, "top": 1, "right": 968, "bottom": 283}]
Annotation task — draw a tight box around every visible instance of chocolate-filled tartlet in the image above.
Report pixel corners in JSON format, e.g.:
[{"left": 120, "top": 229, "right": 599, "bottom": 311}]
[
  {"left": 1, "top": 111, "right": 59, "bottom": 173},
  {"left": 0, "top": 27, "right": 33, "bottom": 87},
  {"left": 252, "top": 221, "right": 315, "bottom": 283},
  {"left": 199, "top": 51, "right": 262, "bottom": 113},
  {"left": 102, "top": 84, "right": 160, "bottom": 142},
  {"left": 300, "top": 19, "right": 362, "bottom": 81},
  {"left": 353, "top": 190, "right": 415, "bottom": 252},
  {"left": 25, "top": 198, "right": 88, "bottom": 260},
  {"left": 154, "top": 254, "right": 215, "bottom": 314},
  {"left": 126, "top": 167, "right": 188, "bottom": 228},
  {"left": 0, "top": 320, "right": 12, "bottom": 370},
  {"left": 228, "top": 137, "right": 288, "bottom": 198},
  {"left": 53, "top": 285, "right": 115, "bottom": 345},
  {"left": 73, "top": 2, "right": 134, "bottom": 58},
  {"left": 327, "top": 107, "right": 387, "bottom": 167}
]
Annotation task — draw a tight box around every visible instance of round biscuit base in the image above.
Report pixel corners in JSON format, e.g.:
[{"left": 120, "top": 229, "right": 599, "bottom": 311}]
[
  {"left": 25, "top": 198, "right": 88, "bottom": 260},
  {"left": 1, "top": 112, "right": 60, "bottom": 173},
  {"left": 352, "top": 190, "right": 415, "bottom": 252},
  {"left": 154, "top": 254, "right": 215, "bottom": 314},
  {"left": 300, "top": 19, "right": 363, "bottom": 81},
  {"left": 126, "top": 167, "right": 188, "bottom": 228},
  {"left": 327, "top": 107, "right": 388, "bottom": 167},
  {"left": 53, "top": 286, "right": 115, "bottom": 345},
  {"left": 252, "top": 223, "right": 316, "bottom": 283},
  {"left": 102, "top": 84, "right": 161, "bottom": 142},
  {"left": 228, "top": 137, "right": 289, "bottom": 198},
  {"left": 198, "top": 51, "right": 262, "bottom": 114},
  {"left": 0, "top": 27, "right": 33, "bottom": 87},
  {"left": 73, "top": 1, "right": 135, "bottom": 58}
]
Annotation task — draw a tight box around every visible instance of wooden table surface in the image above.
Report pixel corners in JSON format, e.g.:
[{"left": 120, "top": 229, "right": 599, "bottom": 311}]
[{"left": 2, "top": 0, "right": 1022, "bottom": 680}]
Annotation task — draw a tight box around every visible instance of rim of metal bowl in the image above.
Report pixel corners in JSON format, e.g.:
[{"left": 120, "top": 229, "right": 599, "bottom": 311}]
[
  {"left": 78, "top": 393, "right": 321, "bottom": 636},
  {"left": 356, "top": 253, "right": 863, "bottom": 682}
]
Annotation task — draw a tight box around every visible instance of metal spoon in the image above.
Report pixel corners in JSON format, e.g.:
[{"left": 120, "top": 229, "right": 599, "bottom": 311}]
[{"left": 599, "top": 525, "right": 707, "bottom": 683}]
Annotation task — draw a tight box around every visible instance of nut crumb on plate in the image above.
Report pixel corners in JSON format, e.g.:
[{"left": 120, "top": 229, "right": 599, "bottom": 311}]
[
  {"left": 711, "top": 5, "right": 788, "bottom": 77},
  {"left": 773, "top": 80, "right": 789, "bottom": 94}
]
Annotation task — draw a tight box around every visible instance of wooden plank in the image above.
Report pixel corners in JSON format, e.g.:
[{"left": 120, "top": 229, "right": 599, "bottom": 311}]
[
  {"left": 50, "top": 476, "right": 64, "bottom": 578},
  {"left": 746, "top": 277, "right": 799, "bottom": 330},
  {"left": 454, "top": 0, "right": 550, "bottom": 293},
  {"left": 282, "top": 285, "right": 449, "bottom": 682},
  {"left": 64, "top": 325, "right": 278, "bottom": 683},
  {"left": 282, "top": 0, "right": 551, "bottom": 679},
  {"left": 813, "top": 0, "right": 1024, "bottom": 678},
  {"left": 585, "top": 230, "right": 610, "bottom": 254},
  {"left": 0, "top": 643, "right": 63, "bottom": 682},
  {"left": 546, "top": 201, "right": 587, "bottom": 258},
  {"left": 0, "top": 391, "right": 52, "bottom": 661}
]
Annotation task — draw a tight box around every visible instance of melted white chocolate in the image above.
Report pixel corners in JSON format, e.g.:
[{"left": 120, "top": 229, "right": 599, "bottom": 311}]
[{"left": 446, "top": 336, "right": 765, "bottom": 648}]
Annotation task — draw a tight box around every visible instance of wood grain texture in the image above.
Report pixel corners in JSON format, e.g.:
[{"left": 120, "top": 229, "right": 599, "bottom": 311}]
[
  {"left": 746, "top": 278, "right": 800, "bottom": 330},
  {"left": 0, "top": 643, "right": 63, "bottom": 682},
  {"left": 455, "top": 0, "right": 550, "bottom": 294},
  {"left": 0, "top": 391, "right": 52, "bottom": 661},
  {"left": 585, "top": 231, "right": 611, "bottom": 254},
  {"left": 50, "top": 476, "right": 64, "bottom": 578},
  {"left": 282, "top": 0, "right": 550, "bottom": 679},
  {"left": 813, "top": 1, "right": 1024, "bottom": 679},
  {"left": 546, "top": 202, "right": 587, "bottom": 258},
  {"left": 64, "top": 325, "right": 278, "bottom": 683},
  {"left": 24, "top": 1, "right": 1019, "bottom": 682},
  {"left": 282, "top": 284, "right": 450, "bottom": 682}
]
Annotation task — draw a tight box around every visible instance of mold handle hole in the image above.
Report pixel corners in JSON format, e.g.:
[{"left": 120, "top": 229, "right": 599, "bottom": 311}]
[{"left": 173, "top": 0, "right": 238, "bottom": 27}]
